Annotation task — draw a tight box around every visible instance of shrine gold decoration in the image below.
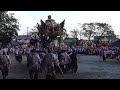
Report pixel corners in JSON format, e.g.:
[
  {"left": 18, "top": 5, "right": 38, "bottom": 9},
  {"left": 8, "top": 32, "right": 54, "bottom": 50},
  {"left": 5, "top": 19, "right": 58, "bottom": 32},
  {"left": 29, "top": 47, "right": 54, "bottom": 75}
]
[{"left": 99, "top": 36, "right": 111, "bottom": 46}]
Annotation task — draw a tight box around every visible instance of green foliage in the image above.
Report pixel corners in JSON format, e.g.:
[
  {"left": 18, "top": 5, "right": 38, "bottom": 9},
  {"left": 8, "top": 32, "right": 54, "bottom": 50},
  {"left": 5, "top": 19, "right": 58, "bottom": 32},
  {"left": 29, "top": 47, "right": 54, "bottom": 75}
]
[
  {"left": 0, "top": 11, "right": 20, "bottom": 46},
  {"left": 81, "top": 23, "right": 96, "bottom": 41},
  {"left": 80, "top": 22, "right": 116, "bottom": 42},
  {"left": 95, "top": 23, "right": 116, "bottom": 36},
  {"left": 70, "top": 29, "right": 79, "bottom": 38}
]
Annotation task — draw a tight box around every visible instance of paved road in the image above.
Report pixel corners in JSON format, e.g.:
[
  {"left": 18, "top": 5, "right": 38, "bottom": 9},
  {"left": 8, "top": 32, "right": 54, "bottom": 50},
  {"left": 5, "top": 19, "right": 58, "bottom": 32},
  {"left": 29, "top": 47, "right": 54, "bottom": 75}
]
[
  {"left": 76, "top": 55, "right": 120, "bottom": 79},
  {"left": 0, "top": 54, "right": 120, "bottom": 79}
]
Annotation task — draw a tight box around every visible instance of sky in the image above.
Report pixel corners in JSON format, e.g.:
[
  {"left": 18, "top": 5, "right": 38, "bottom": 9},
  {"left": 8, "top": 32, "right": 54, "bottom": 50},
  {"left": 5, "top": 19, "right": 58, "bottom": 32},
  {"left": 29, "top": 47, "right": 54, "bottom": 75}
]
[{"left": 8, "top": 11, "right": 120, "bottom": 38}]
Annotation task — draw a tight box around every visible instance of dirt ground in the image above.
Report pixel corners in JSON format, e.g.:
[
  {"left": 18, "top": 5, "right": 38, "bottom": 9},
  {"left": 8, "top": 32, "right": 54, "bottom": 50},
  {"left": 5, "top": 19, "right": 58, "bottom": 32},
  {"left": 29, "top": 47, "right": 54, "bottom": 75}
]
[{"left": 0, "top": 54, "right": 120, "bottom": 79}]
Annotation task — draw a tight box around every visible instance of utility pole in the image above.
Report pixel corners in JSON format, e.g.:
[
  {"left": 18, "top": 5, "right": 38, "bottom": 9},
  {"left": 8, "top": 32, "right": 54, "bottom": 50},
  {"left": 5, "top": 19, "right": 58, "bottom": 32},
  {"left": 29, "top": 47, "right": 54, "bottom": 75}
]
[
  {"left": 119, "top": 32, "right": 120, "bottom": 39},
  {"left": 27, "top": 26, "right": 29, "bottom": 36}
]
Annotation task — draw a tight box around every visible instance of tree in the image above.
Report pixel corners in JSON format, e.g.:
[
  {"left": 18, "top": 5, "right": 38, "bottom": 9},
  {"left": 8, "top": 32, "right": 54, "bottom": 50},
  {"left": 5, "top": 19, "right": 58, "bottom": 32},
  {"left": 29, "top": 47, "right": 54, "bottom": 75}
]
[
  {"left": 78, "top": 23, "right": 84, "bottom": 40},
  {"left": 28, "top": 26, "right": 38, "bottom": 35},
  {"left": 95, "top": 23, "right": 116, "bottom": 36},
  {"left": 106, "top": 30, "right": 116, "bottom": 36},
  {"left": 70, "top": 29, "right": 79, "bottom": 45},
  {"left": 80, "top": 22, "right": 116, "bottom": 42},
  {"left": 62, "top": 29, "right": 69, "bottom": 39},
  {"left": 81, "top": 23, "right": 96, "bottom": 42},
  {"left": 70, "top": 29, "right": 78, "bottom": 38},
  {"left": 0, "top": 11, "right": 20, "bottom": 47}
]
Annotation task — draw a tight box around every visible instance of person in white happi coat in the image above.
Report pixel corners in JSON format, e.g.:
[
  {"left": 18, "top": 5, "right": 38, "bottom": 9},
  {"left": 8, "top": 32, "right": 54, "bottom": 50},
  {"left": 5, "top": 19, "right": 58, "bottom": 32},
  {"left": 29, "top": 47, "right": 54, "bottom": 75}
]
[
  {"left": 38, "top": 50, "right": 46, "bottom": 62},
  {"left": 26, "top": 45, "right": 33, "bottom": 67},
  {"left": 52, "top": 51, "right": 60, "bottom": 74},
  {"left": 15, "top": 48, "right": 22, "bottom": 63},
  {"left": 28, "top": 49, "right": 41, "bottom": 79},
  {"left": 3, "top": 48, "right": 8, "bottom": 54},
  {"left": 60, "top": 50, "right": 71, "bottom": 73},
  {"left": 36, "top": 42, "right": 42, "bottom": 52},
  {"left": 26, "top": 45, "right": 33, "bottom": 55},
  {"left": 103, "top": 50, "right": 107, "bottom": 61},
  {"left": 69, "top": 49, "right": 78, "bottom": 73},
  {"left": 10, "top": 47, "right": 15, "bottom": 54},
  {"left": 0, "top": 47, "right": 4, "bottom": 62},
  {"left": 118, "top": 49, "right": 120, "bottom": 60},
  {"left": 107, "top": 50, "right": 111, "bottom": 59},
  {"left": 41, "top": 49, "right": 59, "bottom": 79},
  {"left": 0, "top": 51, "right": 11, "bottom": 79},
  {"left": 0, "top": 47, "right": 3, "bottom": 55},
  {"left": 102, "top": 50, "right": 107, "bottom": 61},
  {"left": 0, "top": 47, "right": 3, "bottom": 70},
  {"left": 15, "top": 47, "right": 19, "bottom": 55},
  {"left": 111, "top": 51, "right": 116, "bottom": 59}
]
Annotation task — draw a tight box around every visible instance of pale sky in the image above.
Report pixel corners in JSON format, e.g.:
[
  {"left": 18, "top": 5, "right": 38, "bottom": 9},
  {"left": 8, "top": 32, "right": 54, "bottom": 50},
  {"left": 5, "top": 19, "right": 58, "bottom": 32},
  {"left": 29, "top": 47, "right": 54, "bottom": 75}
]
[{"left": 8, "top": 11, "right": 120, "bottom": 38}]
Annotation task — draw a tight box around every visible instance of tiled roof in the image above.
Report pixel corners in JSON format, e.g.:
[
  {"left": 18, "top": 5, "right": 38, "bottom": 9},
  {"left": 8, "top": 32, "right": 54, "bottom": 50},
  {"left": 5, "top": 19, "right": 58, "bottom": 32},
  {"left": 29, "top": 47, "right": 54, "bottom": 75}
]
[
  {"left": 63, "top": 38, "right": 78, "bottom": 42},
  {"left": 94, "top": 36, "right": 119, "bottom": 43},
  {"left": 112, "top": 39, "right": 120, "bottom": 47},
  {"left": 16, "top": 35, "right": 31, "bottom": 40}
]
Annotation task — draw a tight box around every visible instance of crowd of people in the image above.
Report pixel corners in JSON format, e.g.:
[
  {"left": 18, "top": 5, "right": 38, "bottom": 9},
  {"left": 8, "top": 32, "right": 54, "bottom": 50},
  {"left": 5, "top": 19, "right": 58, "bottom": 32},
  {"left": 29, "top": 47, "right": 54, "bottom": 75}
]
[
  {"left": 73, "top": 46, "right": 120, "bottom": 61},
  {"left": 0, "top": 15, "right": 120, "bottom": 79},
  {"left": 0, "top": 42, "right": 78, "bottom": 79},
  {"left": 0, "top": 36, "right": 120, "bottom": 79}
]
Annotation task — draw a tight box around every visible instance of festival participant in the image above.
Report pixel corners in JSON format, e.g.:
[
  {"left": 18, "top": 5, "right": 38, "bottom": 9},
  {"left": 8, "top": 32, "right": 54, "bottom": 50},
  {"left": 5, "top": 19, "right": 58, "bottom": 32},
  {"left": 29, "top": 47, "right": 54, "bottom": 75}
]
[
  {"left": 52, "top": 51, "right": 60, "bottom": 74},
  {"left": 118, "top": 49, "right": 120, "bottom": 60},
  {"left": 10, "top": 47, "right": 15, "bottom": 54},
  {"left": 0, "top": 47, "right": 3, "bottom": 55},
  {"left": 54, "top": 47, "right": 61, "bottom": 73},
  {"left": 27, "top": 49, "right": 41, "bottom": 79},
  {"left": 102, "top": 50, "right": 106, "bottom": 61},
  {"left": 38, "top": 49, "right": 46, "bottom": 63},
  {"left": 0, "top": 51, "right": 11, "bottom": 79},
  {"left": 26, "top": 45, "right": 33, "bottom": 67},
  {"left": 111, "top": 50, "right": 116, "bottom": 60},
  {"left": 69, "top": 49, "right": 78, "bottom": 73},
  {"left": 106, "top": 50, "right": 109, "bottom": 59},
  {"left": 41, "top": 49, "right": 59, "bottom": 79},
  {"left": 3, "top": 47, "right": 9, "bottom": 55},
  {"left": 60, "top": 50, "right": 71, "bottom": 74},
  {"left": 98, "top": 49, "right": 102, "bottom": 60},
  {"left": 107, "top": 50, "right": 111, "bottom": 59},
  {"left": 26, "top": 45, "right": 31, "bottom": 55},
  {"left": 115, "top": 47, "right": 119, "bottom": 60},
  {"left": 14, "top": 47, "right": 22, "bottom": 63},
  {"left": 0, "top": 47, "right": 3, "bottom": 70}
]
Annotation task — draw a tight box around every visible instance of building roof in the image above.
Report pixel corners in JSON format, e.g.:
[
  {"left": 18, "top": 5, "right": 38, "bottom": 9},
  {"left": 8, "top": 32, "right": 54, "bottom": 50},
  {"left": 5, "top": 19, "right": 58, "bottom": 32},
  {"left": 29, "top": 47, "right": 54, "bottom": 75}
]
[
  {"left": 94, "top": 36, "right": 119, "bottom": 43},
  {"left": 112, "top": 39, "right": 120, "bottom": 47},
  {"left": 16, "top": 35, "right": 31, "bottom": 40},
  {"left": 63, "top": 38, "right": 78, "bottom": 42}
]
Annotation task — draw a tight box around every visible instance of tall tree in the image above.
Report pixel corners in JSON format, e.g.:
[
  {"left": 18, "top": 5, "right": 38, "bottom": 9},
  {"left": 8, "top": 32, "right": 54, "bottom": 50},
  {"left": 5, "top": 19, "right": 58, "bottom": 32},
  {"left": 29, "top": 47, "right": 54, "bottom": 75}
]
[
  {"left": 28, "top": 26, "right": 38, "bottom": 35},
  {"left": 80, "top": 22, "right": 116, "bottom": 42},
  {"left": 81, "top": 23, "right": 96, "bottom": 42},
  {"left": 0, "top": 11, "right": 20, "bottom": 46},
  {"left": 78, "top": 23, "right": 84, "bottom": 40},
  {"left": 70, "top": 29, "right": 79, "bottom": 45},
  {"left": 95, "top": 23, "right": 116, "bottom": 36},
  {"left": 70, "top": 29, "right": 78, "bottom": 38}
]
